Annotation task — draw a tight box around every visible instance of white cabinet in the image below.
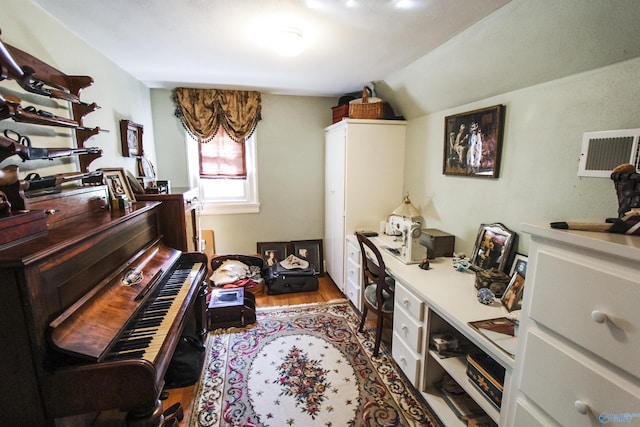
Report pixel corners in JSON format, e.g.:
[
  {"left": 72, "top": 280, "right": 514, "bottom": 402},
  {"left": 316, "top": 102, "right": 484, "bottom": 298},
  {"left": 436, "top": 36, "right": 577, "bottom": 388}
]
[
  {"left": 507, "top": 224, "right": 640, "bottom": 426},
  {"left": 324, "top": 119, "right": 406, "bottom": 294}
]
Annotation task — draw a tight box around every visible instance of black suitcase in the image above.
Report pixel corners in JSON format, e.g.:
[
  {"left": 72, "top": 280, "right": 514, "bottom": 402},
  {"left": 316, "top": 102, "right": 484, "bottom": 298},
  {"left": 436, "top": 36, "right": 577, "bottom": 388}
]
[{"left": 265, "top": 263, "right": 319, "bottom": 295}]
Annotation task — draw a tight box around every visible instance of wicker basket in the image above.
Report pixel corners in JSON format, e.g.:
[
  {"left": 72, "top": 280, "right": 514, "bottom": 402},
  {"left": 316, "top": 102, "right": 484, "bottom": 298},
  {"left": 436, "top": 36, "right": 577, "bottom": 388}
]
[{"left": 349, "top": 86, "right": 385, "bottom": 119}]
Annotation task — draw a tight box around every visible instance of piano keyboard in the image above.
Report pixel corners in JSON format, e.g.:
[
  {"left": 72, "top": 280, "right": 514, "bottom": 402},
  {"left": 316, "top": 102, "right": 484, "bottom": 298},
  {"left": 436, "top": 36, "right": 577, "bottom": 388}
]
[{"left": 107, "top": 261, "right": 204, "bottom": 362}]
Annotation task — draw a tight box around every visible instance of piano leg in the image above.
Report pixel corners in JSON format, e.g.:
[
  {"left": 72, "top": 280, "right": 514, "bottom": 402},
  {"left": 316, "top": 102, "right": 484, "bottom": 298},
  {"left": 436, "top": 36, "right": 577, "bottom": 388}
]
[{"left": 125, "top": 399, "right": 164, "bottom": 427}]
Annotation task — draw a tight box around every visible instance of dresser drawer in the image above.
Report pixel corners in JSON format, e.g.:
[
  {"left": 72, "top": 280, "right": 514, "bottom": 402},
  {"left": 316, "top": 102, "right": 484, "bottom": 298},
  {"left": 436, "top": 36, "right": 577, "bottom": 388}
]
[
  {"left": 395, "top": 283, "right": 424, "bottom": 321},
  {"left": 345, "top": 257, "right": 360, "bottom": 289},
  {"left": 530, "top": 250, "right": 640, "bottom": 377},
  {"left": 346, "top": 238, "right": 361, "bottom": 266},
  {"left": 393, "top": 303, "right": 423, "bottom": 354},
  {"left": 392, "top": 332, "right": 421, "bottom": 385},
  {"left": 346, "top": 261, "right": 362, "bottom": 310},
  {"left": 513, "top": 399, "right": 559, "bottom": 427},
  {"left": 520, "top": 331, "right": 640, "bottom": 426}
]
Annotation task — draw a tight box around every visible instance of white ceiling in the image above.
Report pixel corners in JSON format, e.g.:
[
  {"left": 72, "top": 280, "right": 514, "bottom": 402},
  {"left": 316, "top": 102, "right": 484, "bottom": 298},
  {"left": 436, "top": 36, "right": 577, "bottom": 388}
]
[{"left": 31, "top": 0, "right": 510, "bottom": 97}]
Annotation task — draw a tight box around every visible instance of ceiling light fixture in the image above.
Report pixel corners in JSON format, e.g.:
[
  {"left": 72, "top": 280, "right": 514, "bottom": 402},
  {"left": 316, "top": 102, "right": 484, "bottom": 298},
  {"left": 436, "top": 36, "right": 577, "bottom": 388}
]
[
  {"left": 393, "top": 0, "right": 415, "bottom": 9},
  {"left": 272, "top": 27, "right": 305, "bottom": 57}
]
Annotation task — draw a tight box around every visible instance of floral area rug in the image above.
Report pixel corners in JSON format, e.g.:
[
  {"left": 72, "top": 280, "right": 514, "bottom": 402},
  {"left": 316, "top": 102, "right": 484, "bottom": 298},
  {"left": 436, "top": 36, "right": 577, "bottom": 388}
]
[{"left": 188, "top": 300, "right": 442, "bottom": 427}]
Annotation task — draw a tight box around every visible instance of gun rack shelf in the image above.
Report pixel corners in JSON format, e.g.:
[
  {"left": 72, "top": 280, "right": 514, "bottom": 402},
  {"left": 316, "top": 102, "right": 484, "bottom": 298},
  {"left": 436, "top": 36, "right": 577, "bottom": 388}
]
[{"left": 0, "top": 31, "right": 105, "bottom": 212}]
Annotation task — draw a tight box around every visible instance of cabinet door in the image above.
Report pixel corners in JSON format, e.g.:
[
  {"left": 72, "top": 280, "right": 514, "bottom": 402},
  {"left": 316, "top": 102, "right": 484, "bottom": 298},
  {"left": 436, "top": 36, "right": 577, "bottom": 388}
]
[
  {"left": 324, "top": 126, "right": 346, "bottom": 289},
  {"left": 343, "top": 122, "right": 405, "bottom": 234}
]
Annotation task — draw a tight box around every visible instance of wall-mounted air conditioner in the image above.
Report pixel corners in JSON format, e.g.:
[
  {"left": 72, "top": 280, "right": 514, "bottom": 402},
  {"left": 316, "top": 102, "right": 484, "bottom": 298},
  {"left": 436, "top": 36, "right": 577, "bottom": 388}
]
[{"left": 578, "top": 129, "right": 640, "bottom": 177}]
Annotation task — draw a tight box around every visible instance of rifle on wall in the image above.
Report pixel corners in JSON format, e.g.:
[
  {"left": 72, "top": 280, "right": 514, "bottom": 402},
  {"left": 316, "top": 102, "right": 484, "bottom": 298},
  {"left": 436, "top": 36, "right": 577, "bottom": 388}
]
[
  {"left": 0, "top": 93, "right": 82, "bottom": 128},
  {"left": 0, "top": 129, "right": 102, "bottom": 163},
  {"left": 0, "top": 164, "right": 103, "bottom": 192},
  {"left": 0, "top": 165, "right": 103, "bottom": 210},
  {"left": 0, "top": 32, "right": 82, "bottom": 104},
  {"left": 23, "top": 170, "right": 103, "bottom": 192}
]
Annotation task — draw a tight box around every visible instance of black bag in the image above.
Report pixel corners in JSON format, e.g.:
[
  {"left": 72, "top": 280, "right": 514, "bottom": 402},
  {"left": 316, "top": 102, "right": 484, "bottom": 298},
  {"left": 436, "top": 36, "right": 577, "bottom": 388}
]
[
  {"left": 265, "top": 263, "right": 319, "bottom": 295},
  {"left": 164, "top": 335, "right": 205, "bottom": 389}
]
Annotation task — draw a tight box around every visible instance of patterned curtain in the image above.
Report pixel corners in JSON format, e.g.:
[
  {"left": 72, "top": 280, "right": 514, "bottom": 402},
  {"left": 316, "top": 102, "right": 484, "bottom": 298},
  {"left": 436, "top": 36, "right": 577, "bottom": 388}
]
[{"left": 172, "top": 88, "right": 262, "bottom": 143}]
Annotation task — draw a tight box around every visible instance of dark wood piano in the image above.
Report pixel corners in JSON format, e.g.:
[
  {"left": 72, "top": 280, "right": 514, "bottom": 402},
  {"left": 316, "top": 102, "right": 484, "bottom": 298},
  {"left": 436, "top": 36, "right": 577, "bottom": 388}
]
[{"left": 0, "top": 185, "right": 209, "bottom": 426}]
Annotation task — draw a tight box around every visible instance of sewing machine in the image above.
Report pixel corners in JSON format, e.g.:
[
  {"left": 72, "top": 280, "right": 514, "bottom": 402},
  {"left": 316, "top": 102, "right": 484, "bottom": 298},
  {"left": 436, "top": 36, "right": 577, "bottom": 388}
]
[{"left": 383, "top": 215, "right": 425, "bottom": 264}]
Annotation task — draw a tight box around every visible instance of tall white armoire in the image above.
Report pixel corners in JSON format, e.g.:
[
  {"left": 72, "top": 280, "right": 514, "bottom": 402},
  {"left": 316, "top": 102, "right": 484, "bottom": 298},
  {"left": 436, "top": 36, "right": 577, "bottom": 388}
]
[{"left": 324, "top": 119, "right": 406, "bottom": 303}]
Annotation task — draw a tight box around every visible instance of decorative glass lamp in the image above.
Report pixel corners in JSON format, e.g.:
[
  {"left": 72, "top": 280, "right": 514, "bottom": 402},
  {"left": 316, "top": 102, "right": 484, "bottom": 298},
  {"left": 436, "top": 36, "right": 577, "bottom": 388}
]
[{"left": 392, "top": 193, "right": 421, "bottom": 219}]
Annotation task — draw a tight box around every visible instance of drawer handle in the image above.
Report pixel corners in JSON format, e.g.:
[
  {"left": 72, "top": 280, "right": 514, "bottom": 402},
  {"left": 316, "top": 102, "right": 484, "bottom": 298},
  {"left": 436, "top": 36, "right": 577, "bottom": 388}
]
[
  {"left": 591, "top": 310, "right": 607, "bottom": 324},
  {"left": 402, "top": 298, "right": 409, "bottom": 306},
  {"left": 402, "top": 324, "right": 408, "bottom": 332},
  {"left": 574, "top": 400, "right": 590, "bottom": 415}
]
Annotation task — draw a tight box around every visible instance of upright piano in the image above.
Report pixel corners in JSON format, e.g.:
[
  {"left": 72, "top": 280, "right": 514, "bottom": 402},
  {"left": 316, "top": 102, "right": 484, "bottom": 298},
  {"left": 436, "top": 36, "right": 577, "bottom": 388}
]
[{"left": 0, "top": 185, "right": 209, "bottom": 426}]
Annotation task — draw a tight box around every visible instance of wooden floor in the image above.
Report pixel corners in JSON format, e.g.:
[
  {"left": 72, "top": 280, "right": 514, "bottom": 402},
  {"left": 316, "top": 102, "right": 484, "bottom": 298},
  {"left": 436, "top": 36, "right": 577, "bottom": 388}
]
[{"left": 164, "top": 274, "right": 352, "bottom": 426}]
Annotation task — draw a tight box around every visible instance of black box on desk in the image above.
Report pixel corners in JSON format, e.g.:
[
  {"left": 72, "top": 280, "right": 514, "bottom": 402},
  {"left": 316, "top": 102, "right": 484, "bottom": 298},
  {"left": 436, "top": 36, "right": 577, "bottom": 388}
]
[
  {"left": 420, "top": 228, "right": 455, "bottom": 258},
  {"left": 466, "top": 353, "right": 505, "bottom": 409}
]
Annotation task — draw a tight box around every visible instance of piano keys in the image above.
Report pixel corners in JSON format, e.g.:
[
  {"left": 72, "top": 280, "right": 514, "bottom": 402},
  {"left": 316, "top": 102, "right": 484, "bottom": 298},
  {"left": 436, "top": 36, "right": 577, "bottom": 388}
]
[
  {"left": 106, "top": 259, "right": 205, "bottom": 362},
  {"left": 0, "top": 185, "right": 209, "bottom": 426}
]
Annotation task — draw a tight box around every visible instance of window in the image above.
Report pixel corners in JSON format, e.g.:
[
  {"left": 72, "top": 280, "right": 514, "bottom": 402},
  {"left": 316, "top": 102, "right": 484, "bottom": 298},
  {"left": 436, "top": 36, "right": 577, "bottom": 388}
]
[
  {"left": 199, "top": 128, "right": 246, "bottom": 178},
  {"left": 187, "top": 128, "right": 259, "bottom": 214}
]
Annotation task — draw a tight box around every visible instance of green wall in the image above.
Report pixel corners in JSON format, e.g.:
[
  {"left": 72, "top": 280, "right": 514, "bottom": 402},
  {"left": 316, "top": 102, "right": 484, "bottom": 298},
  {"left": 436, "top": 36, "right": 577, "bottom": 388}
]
[{"left": 150, "top": 90, "right": 334, "bottom": 254}]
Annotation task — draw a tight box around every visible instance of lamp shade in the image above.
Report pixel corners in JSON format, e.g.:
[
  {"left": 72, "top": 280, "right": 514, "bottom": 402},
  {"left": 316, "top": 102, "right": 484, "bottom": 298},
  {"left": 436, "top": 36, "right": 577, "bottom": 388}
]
[{"left": 392, "top": 193, "right": 420, "bottom": 218}]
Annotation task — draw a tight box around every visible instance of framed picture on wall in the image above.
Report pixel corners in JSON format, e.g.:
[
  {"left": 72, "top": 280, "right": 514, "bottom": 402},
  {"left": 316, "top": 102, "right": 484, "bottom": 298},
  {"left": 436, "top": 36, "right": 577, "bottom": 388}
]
[
  {"left": 442, "top": 104, "right": 505, "bottom": 178},
  {"left": 291, "top": 239, "right": 324, "bottom": 276},
  {"left": 120, "top": 120, "right": 144, "bottom": 157},
  {"left": 257, "top": 242, "right": 291, "bottom": 267}
]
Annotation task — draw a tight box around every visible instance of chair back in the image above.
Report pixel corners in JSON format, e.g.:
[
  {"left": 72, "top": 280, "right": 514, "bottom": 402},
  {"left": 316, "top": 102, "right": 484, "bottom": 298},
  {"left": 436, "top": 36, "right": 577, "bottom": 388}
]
[{"left": 355, "top": 232, "right": 394, "bottom": 298}]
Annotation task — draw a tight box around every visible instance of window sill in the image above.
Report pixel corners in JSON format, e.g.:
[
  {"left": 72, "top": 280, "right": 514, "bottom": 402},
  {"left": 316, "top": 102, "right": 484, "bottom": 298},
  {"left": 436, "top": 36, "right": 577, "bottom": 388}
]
[{"left": 201, "top": 202, "right": 260, "bottom": 215}]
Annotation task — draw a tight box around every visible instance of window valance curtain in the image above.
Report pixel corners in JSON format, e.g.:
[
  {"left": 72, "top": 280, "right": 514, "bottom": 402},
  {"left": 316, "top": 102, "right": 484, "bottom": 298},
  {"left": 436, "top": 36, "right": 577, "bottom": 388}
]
[{"left": 172, "top": 88, "right": 262, "bottom": 143}]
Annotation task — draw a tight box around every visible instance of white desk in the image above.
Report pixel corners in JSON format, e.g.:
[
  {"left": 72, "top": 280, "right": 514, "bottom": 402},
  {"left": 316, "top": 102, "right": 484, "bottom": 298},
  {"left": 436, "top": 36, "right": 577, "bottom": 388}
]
[{"left": 368, "top": 234, "right": 516, "bottom": 425}]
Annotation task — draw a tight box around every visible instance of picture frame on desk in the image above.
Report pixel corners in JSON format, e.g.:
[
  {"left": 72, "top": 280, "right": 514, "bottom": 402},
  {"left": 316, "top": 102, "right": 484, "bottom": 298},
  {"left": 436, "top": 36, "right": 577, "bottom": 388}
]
[
  {"left": 502, "top": 272, "right": 525, "bottom": 312},
  {"left": 100, "top": 167, "right": 136, "bottom": 202},
  {"left": 509, "top": 254, "right": 528, "bottom": 278},
  {"left": 470, "top": 222, "right": 516, "bottom": 272}
]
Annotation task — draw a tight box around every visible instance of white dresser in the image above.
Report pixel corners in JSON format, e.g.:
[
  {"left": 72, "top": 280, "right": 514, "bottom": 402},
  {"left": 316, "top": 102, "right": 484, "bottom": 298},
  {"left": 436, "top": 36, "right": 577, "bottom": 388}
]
[
  {"left": 324, "top": 119, "right": 405, "bottom": 298},
  {"left": 507, "top": 224, "right": 640, "bottom": 426}
]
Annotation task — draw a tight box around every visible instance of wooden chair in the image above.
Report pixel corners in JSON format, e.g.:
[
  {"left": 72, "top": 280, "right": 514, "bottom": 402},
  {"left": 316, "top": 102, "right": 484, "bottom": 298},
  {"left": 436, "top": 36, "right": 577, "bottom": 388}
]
[{"left": 355, "top": 232, "right": 395, "bottom": 356}]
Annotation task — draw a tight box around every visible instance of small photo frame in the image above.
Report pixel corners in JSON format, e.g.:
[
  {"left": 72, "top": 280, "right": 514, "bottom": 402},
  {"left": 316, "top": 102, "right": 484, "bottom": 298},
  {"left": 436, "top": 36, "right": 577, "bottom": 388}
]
[
  {"left": 291, "top": 239, "right": 324, "bottom": 276},
  {"left": 257, "top": 242, "right": 291, "bottom": 267},
  {"left": 156, "top": 180, "right": 171, "bottom": 195},
  {"left": 100, "top": 167, "right": 136, "bottom": 202},
  {"left": 509, "top": 254, "right": 528, "bottom": 278},
  {"left": 443, "top": 104, "right": 505, "bottom": 178},
  {"left": 120, "top": 120, "right": 143, "bottom": 157},
  {"left": 502, "top": 272, "right": 525, "bottom": 312},
  {"left": 471, "top": 222, "right": 516, "bottom": 272}
]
